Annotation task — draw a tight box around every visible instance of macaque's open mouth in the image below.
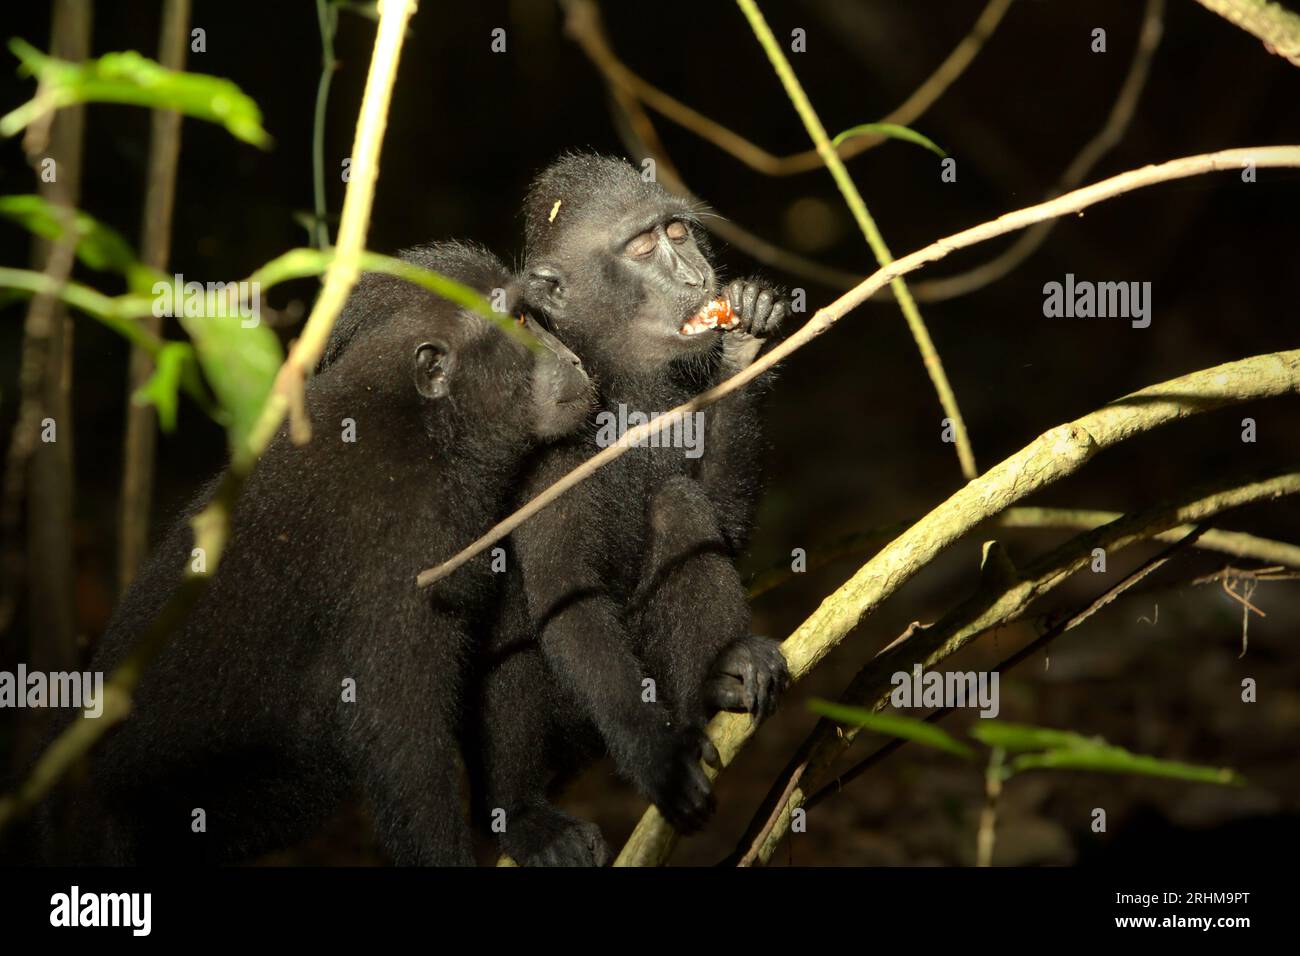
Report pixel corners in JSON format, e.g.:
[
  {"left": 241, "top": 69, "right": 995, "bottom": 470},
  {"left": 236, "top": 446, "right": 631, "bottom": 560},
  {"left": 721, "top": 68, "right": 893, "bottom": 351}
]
[{"left": 678, "top": 298, "right": 739, "bottom": 336}]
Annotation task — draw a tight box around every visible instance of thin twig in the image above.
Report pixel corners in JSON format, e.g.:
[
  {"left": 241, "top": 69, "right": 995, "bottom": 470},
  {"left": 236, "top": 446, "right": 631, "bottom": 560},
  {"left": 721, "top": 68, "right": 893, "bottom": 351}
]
[
  {"left": 1193, "top": 564, "right": 1298, "bottom": 657},
  {"left": 1221, "top": 576, "right": 1266, "bottom": 618},
  {"left": 245, "top": 2, "right": 415, "bottom": 455},
  {"left": 735, "top": 0, "right": 978, "bottom": 480},
  {"left": 996, "top": 507, "right": 1300, "bottom": 568},
  {"left": 1193, "top": 564, "right": 1299, "bottom": 584}
]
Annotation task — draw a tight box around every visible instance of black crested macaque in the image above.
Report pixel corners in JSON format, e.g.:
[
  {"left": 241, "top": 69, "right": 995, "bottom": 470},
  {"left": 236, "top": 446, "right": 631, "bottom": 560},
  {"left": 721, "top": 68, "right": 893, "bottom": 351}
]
[
  {"left": 68, "top": 242, "right": 591, "bottom": 865},
  {"left": 468, "top": 154, "right": 789, "bottom": 866}
]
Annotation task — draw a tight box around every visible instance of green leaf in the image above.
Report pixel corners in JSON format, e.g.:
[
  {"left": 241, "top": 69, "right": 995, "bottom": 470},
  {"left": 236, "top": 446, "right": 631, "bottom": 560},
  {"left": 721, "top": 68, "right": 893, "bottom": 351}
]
[
  {"left": 2, "top": 39, "right": 270, "bottom": 147},
  {"left": 177, "top": 290, "right": 282, "bottom": 455},
  {"left": 972, "top": 721, "right": 1245, "bottom": 786},
  {"left": 830, "top": 122, "right": 947, "bottom": 158},
  {"left": 969, "top": 721, "right": 1101, "bottom": 753},
  {"left": 1010, "top": 746, "right": 1244, "bottom": 786},
  {"left": 0, "top": 194, "right": 161, "bottom": 292},
  {"left": 132, "top": 342, "right": 195, "bottom": 431},
  {"left": 809, "top": 699, "right": 976, "bottom": 759},
  {"left": 251, "top": 247, "right": 540, "bottom": 351}
]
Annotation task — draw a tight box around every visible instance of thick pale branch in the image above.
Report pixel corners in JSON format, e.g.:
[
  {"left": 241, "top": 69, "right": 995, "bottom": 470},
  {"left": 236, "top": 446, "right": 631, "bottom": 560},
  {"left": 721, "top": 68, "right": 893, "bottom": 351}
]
[{"left": 418, "top": 145, "right": 1300, "bottom": 588}]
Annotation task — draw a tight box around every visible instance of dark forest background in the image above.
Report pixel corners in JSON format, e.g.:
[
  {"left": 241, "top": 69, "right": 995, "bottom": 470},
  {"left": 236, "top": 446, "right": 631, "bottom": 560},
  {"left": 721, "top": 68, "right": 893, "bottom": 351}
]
[{"left": 2, "top": 0, "right": 1298, "bottom": 865}]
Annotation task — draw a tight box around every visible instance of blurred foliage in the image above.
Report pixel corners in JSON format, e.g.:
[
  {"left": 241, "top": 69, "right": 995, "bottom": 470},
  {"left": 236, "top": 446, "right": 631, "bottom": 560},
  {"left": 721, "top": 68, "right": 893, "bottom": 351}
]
[
  {"left": 812, "top": 699, "right": 1244, "bottom": 785},
  {"left": 1, "top": 39, "right": 269, "bottom": 146}
]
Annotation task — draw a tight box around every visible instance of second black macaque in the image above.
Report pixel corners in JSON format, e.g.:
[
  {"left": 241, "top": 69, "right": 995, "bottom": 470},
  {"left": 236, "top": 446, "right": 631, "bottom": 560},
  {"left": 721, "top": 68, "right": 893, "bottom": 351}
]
[
  {"left": 63, "top": 242, "right": 591, "bottom": 866},
  {"left": 466, "top": 154, "right": 790, "bottom": 866}
]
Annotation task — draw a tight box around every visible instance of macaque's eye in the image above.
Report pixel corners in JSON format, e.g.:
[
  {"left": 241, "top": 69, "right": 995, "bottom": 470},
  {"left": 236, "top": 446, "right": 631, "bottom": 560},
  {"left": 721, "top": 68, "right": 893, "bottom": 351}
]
[
  {"left": 624, "top": 231, "right": 656, "bottom": 258},
  {"left": 666, "top": 220, "right": 689, "bottom": 242}
]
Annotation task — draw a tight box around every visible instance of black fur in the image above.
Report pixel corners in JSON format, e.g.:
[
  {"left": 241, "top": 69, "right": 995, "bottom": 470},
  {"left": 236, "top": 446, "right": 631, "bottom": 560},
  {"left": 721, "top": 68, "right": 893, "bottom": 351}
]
[
  {"left": 55, "top": 242, "right": 590, "bottom": 865},
  {"left": 468, "top": 154, "right": 790, "bottom": 866}
]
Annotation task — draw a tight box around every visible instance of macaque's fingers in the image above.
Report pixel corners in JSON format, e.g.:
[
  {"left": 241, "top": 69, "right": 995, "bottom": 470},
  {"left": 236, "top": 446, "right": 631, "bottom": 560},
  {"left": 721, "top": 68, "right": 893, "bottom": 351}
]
[{"left": 705, "top": 674, "right": 753, "bottom": 713}]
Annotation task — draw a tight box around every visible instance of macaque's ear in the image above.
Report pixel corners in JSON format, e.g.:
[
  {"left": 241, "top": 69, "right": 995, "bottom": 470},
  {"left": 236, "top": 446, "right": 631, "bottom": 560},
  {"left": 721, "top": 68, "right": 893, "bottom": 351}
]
[
  {"left": 413, "top": 341, "right": 453, "bottom": 400},
  {"left": 526, "top": 264, "right": 565, "bottom": 317}
]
